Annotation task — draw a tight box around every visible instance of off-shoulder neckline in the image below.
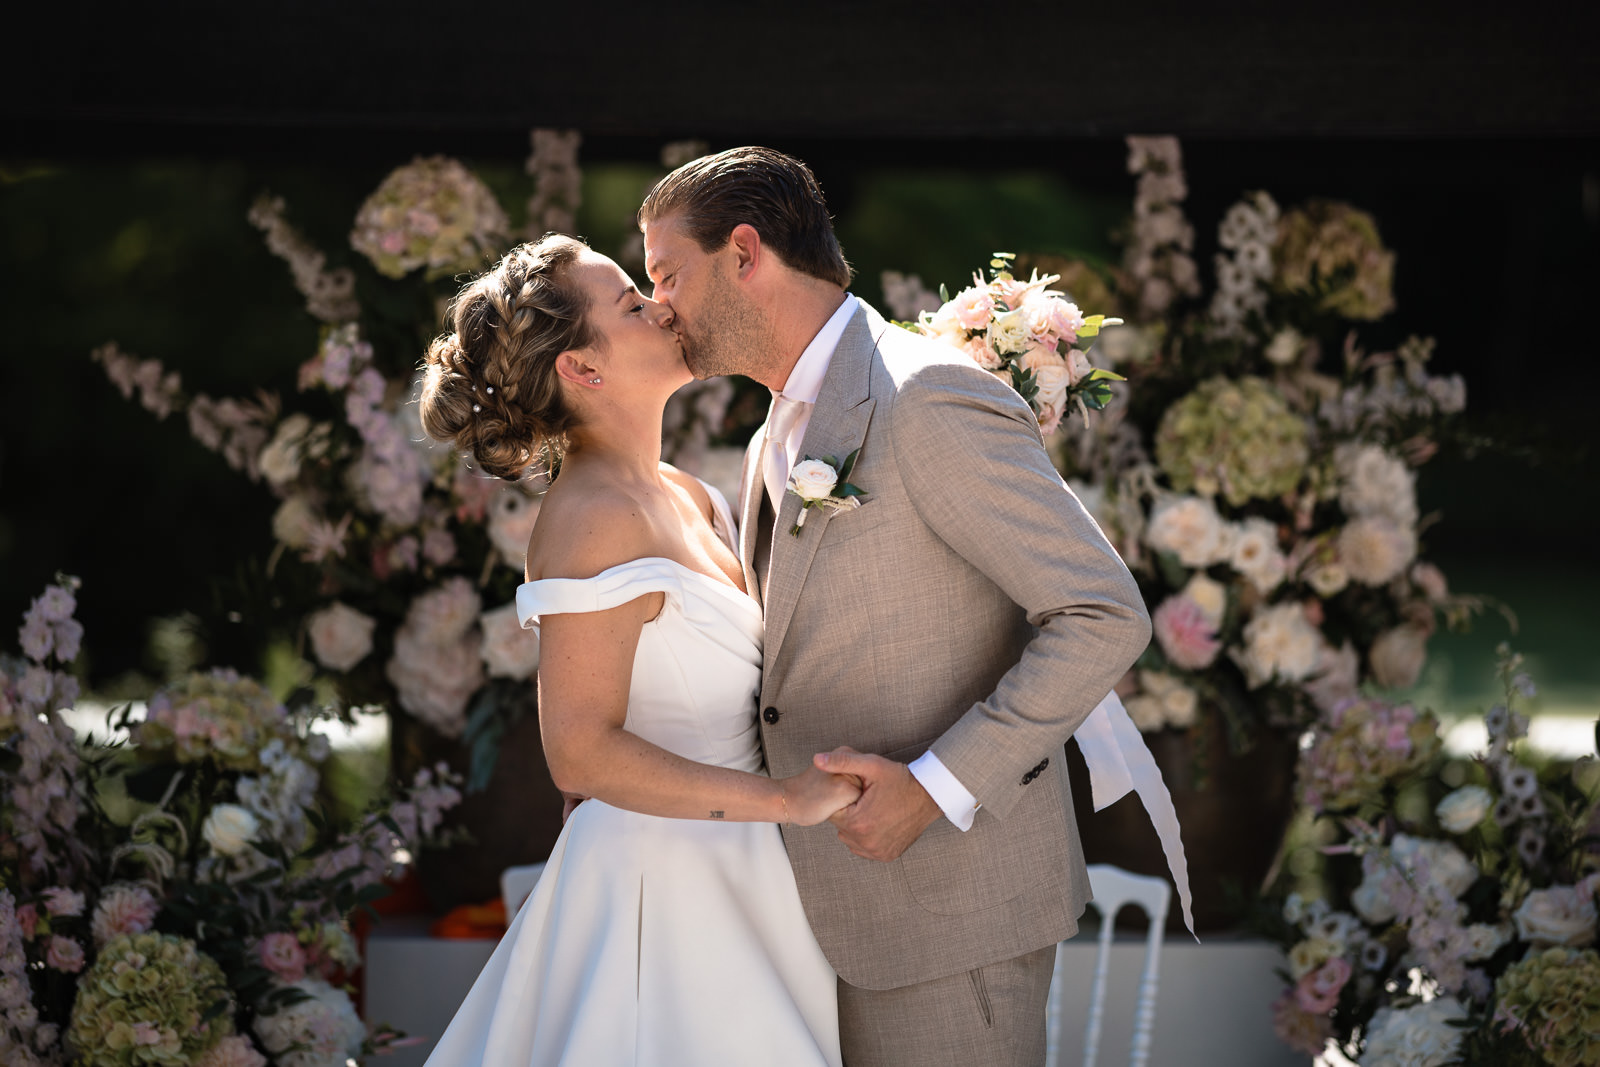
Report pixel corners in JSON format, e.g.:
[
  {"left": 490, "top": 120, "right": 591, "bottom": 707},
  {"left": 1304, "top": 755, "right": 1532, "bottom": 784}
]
[{"left": 519, "top": 556, "right": 758, "bottom": 615}]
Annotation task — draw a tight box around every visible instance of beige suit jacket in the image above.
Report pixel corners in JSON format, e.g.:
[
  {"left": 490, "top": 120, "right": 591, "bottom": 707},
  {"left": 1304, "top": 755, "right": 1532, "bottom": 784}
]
[{"left": 741, "top": 300, "right": 1152, "bottom": 991}]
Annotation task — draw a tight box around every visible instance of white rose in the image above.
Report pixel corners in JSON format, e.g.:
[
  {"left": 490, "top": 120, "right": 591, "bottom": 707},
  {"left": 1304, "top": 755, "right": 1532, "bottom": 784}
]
[
  {"left": 1362, "top": 997, "right": 1466, "bottom": 1067},
  {"left": 488, "top": 487, "right": 542, "bottom": 570},
  {"left": 985, "top": 308, "right": 1033, "bottom": 356},
  {"left": 405, "top": 577, "right": 482, "bottom": 644},
  {"left": 1513, "top": 884, "right": 1598, "bottom": 947},
  {"left": 306, "top": 602, "right": 376, "bottom": 672},
  {"left": 258, "top": 413, "right": 314, "bottom": 487},
  {"left": 1236, "top": 602, "right": 1321, "bottom": 688},
  {"left": 1435, "top": 785, "right": 1492, "bottom": 834},
  {"left": 1369, "top": 624, "right": 1429, "bottom": 690},
  {"left": 1306, "top": 562, "right": 1349, "bottom": 597},
  {"left": 202, "top": 804, "right": 260, "bottom": 856},
  {"left": 1264, "top": 327, "right": 1303, "bottom": 366},
  {"left": 788, "top": 460, "right": 839, "bottom": 502},
  {"left": 1159, "top": 682, "right": 1199, "bottom": 728},
  {"left": 1338, "top": 515, "right": 1417, "bottom": 586},
  {"left": 1145, "top": 495, "right": 1231, "bottom": 568},
  {"left": 1392, "top": 835, "right": 1478, "bottom": 898},
  {"left": 271, "top": 496, "right": 319, "bottom": 549},
  {"left": 1181, "top": 573, "right": 1228, "bottom": 629},
  {"left": 1228, "top": 517, "right": 1287, "bottom": 594},
  {"left": 1019, "top": 345, "right": 1070, "bottom": 408},
  {"left": 1351, "top": 875, "right": 1398, "bottom": 925},
  {"left": 1123, "top": 695, "right": 1167, "bottom": 733},
  {"left": 1464, "top": 922, "right": 1508, "bottom": 961},
  {"left": 1337, "top": 443, "right": 1418, "bottom": 528},
  {"left": 253, "top": 977, "right": 365, "bottom": 1067},
  {"left": 480, "top": 601, "right": 540, "bottom": 680},
  {"left": 1064, "top": 348, "right": 1093, "bottom": 387}
]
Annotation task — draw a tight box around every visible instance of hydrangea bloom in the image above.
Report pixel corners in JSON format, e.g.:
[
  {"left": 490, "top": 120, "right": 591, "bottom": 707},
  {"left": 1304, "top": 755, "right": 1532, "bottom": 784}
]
[
  {"left": 350, "top": 155, "right": 510, "bottom": 280},
  {"left": 66, "top": 933, "right": 234, "bottom": 1067},
  {"left": 1154, "top": 376, "right": 1309, "bottom": 506}
]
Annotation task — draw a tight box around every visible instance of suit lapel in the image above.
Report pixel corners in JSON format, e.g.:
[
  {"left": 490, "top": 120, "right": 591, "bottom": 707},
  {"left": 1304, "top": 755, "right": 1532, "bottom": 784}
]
[{"left": 761, "top": 304, "right": 879, "bottom": 677}]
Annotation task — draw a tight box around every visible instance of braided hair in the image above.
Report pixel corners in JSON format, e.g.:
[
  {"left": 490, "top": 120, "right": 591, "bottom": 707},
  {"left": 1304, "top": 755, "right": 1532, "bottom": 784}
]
[{"left": 420, "top": 235, "right": 594, "bottom": 480}]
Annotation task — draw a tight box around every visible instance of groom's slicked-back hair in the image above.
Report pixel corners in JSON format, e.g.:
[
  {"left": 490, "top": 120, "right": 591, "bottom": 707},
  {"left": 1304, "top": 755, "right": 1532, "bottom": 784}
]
[{"left": 639, "top": 147, "right": 853, "bottom": 288}]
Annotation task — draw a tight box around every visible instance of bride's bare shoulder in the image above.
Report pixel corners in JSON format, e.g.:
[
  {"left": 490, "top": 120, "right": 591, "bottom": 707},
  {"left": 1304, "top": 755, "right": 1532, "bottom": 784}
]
[
  {"left": 658, "top": 462, "right": 713, "bottom": 521},
  {"left": 525, "top": 479, "right": 657, "bottom": 583}
]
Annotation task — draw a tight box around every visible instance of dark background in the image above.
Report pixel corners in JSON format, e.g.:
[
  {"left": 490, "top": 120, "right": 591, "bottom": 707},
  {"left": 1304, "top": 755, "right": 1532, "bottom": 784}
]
[{"left": 4, "top": 2, "right": 1597, "bottom": 701}]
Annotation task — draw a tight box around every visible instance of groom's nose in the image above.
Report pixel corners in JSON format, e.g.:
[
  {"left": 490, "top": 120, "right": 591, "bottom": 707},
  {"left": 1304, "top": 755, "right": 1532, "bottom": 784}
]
[{"left": 650, "top": 301, "right": 675, "bottom": 329}]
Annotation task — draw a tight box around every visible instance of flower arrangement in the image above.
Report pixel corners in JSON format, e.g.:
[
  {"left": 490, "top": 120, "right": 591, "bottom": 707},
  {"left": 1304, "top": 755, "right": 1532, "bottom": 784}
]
[
  {"left": 1267, "top": 647, "right": 1600, "bottom": 1066},
  {"left": 894, "top": 136, "right": 1483, "bottom": 753},
  {"left": 0, "top": 577, "right": 463, "bottom": 1066},
  {"left": 92, "top": 133, "right": 737, "bottom": 794}
]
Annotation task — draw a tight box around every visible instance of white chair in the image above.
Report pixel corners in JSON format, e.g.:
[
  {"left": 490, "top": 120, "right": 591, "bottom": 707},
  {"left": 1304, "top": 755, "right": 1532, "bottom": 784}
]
[
  {"left": 1045, "top": 864, "right": 1172, "bottom": 1067},
  {"left": 499, "top": 862, "right": 547, "bottom": 918}
]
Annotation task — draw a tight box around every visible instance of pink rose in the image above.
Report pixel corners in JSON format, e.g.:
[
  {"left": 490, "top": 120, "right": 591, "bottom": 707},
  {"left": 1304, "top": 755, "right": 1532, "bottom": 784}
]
[
  {"left": 46, "top": 935, "right": 85, "bottom": 973},
  {"left": 963, "top": 334, "right": 1003, "bottom": 371},
  {"left": 949, "top": 286, "right": 996, "bottom": 330},
  {"left": 260, "top": 931, "right": 309, "bottom": 983},
  {"left": 1152, "top": 595, "right": 1222, "bottom": 670},
  {"left": 1294, "top": 956, "right": 1351, "bottom": 1014},
  {"left": 91, "top": 883, "right": 160, "bottom": 946},
  {"left": 379, "top": 231, "right": 407, "bottom": 255},
  {"left": 41, "top": 886, "right": 84, "bottom": 918},
  {"left": 15, "top": 903, "right": 38, "bottom": 939}
]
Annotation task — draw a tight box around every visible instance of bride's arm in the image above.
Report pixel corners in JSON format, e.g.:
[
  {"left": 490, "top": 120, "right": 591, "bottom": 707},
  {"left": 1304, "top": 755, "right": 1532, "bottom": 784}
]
[
  {"left": 537, "top": 601, "right": 853, "bottom": 825},
  {"left": 531, "top": 487, "right": 855, "bottom": 825}
]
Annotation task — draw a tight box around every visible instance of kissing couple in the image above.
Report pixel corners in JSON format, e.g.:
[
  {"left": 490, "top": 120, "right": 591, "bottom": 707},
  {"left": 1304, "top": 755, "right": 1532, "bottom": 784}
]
[{"left": 419, "top": 147, "right": 1160, "bottom": 1066}]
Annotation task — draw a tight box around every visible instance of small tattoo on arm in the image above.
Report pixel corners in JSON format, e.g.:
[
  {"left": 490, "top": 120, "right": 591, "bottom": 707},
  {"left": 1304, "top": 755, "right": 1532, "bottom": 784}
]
[{"left": 709, "top": 810, "right": 725, "bottom": 819}]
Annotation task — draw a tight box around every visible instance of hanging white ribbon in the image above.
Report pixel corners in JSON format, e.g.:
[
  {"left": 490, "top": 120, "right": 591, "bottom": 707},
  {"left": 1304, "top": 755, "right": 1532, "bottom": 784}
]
[{"left": 1072, "top": 691, "right": 1198, "bottom": 940}]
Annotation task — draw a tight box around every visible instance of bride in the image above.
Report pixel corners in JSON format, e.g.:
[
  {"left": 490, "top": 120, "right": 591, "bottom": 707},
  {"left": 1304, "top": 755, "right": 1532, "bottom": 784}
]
[{"left": 415, "top": 234, "right": 858, "bottom": 1066}]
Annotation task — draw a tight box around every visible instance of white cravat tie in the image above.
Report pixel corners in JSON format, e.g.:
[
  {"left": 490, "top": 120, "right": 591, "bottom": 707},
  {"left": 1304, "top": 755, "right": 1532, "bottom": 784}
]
[{"left": 762, "top": 394, "right": 808, "bottom": 514}]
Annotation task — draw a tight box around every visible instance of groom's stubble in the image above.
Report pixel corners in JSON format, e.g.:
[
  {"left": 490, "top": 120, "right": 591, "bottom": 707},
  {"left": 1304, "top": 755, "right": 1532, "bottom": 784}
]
[{"left": 680, "top": 259, "right": 783, "bottom": 384}]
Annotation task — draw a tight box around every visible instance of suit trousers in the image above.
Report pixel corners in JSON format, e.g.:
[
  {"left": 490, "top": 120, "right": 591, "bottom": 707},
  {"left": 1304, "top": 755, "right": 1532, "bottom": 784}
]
[{"left": 836, "top": 943, "right": 1056, "bottom": 1067}]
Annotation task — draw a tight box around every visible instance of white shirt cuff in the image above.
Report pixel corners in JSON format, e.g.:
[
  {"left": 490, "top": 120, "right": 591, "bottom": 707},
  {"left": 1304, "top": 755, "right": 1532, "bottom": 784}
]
[{"left": 908, "top": 751, "right": 980, "bottom": 832}]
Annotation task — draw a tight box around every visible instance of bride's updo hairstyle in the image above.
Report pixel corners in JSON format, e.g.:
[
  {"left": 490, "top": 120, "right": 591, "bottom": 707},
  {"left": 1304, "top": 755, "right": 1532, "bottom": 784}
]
[{"left": 420, "top": 235, "right": 595, "bottom": 480}]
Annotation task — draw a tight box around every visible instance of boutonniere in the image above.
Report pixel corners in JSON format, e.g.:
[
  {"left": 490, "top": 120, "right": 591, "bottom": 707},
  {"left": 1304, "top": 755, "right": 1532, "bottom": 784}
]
[{"left": 786, "top": 450, "right": 866, "bottom": 535}]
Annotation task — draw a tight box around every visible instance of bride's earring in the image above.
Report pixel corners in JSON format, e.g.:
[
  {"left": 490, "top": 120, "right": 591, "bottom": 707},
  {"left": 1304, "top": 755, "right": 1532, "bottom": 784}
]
[{"left": 590, "top": 377, "right": 602, "bottom": 385}]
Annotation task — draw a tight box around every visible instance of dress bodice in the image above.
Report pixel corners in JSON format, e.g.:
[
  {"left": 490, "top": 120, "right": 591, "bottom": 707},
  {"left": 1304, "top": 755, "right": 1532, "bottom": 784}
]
[{"left": 514, "top": 484, "right": 765, "bottom": 774}]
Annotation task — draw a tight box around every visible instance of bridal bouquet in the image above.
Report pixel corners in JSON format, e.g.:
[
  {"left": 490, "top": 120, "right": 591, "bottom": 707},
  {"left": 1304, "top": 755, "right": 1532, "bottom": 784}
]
[
  {"left": 0, "top": 576, "right": 463, "bottom": 1067},
  {"left": 1266, "top": 647, "right": 1600, "bottom": 1066},
  {"left": 900, "top": 137, "right": 1483, "bottom": 755},
  {"left": 902, "top": 252, "right": 1124, "bottom": 435}
]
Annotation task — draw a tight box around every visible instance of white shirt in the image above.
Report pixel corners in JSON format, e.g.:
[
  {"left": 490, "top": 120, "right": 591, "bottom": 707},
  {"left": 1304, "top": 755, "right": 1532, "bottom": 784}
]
[{"left": 763, "top": 294, "right": 982, "bottom": 832}]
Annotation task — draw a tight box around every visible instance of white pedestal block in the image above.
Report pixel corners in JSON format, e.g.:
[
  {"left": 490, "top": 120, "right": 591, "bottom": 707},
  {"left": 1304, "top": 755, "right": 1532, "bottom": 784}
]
[{"left": 364, "top": 922, "right": 1305, "bottom": 1067}]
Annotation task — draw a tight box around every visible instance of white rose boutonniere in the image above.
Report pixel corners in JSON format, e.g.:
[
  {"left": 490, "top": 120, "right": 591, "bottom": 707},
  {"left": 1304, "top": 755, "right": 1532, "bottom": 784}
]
[{"left": 787, "top": 450, "right": 866, "bottom": 535}]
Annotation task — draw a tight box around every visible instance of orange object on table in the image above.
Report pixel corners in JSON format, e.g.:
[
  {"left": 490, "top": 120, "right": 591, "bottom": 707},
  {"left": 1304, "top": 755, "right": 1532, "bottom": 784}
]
[{"left": 430, "top": 898, "right": 508, "bottom": 940}]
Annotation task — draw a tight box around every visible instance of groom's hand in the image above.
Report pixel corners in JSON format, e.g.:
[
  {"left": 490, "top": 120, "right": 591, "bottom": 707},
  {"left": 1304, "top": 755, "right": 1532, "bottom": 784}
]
[{"left": 813, "top": 747, "right": 942, "bottom": 862}]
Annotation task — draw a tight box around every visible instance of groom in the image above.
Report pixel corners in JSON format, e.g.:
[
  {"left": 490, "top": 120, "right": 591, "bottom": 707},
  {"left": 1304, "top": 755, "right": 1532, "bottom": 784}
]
[{"left": 641, "top": 148, "right": 1151, "bottom": 1066}]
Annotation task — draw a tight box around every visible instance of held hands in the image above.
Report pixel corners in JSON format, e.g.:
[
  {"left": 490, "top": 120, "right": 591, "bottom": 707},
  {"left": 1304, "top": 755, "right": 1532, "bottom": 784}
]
[
  {"left": 814, "top": 747, "right": 942, "bottom": 862},
  {"left": 780, "top": 765, "right": 863, "bottom": 827}
]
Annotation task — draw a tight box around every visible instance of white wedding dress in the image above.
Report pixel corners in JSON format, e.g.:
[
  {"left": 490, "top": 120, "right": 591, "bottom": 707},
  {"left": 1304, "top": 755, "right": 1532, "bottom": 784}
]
[{"left": 423, "top": 486, "right": 841, "bottom": 1067}]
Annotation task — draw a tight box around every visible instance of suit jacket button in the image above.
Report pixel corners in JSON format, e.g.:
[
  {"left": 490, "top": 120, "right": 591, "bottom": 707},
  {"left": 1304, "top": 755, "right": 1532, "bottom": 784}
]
[{"left": 762, "top": 706, "right": 781, "bottom": 725}]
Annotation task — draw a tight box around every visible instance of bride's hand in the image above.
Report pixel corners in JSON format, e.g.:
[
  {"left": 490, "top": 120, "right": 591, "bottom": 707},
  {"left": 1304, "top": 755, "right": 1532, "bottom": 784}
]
[{"left": 780, "top": 765, "right": 863, "bottom": 826}]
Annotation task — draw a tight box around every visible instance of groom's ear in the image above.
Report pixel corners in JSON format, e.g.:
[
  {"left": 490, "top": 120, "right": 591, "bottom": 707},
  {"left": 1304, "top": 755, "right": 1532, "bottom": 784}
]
[{"left": 727, "top": 223, "right": 761, "bottom": 282}]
